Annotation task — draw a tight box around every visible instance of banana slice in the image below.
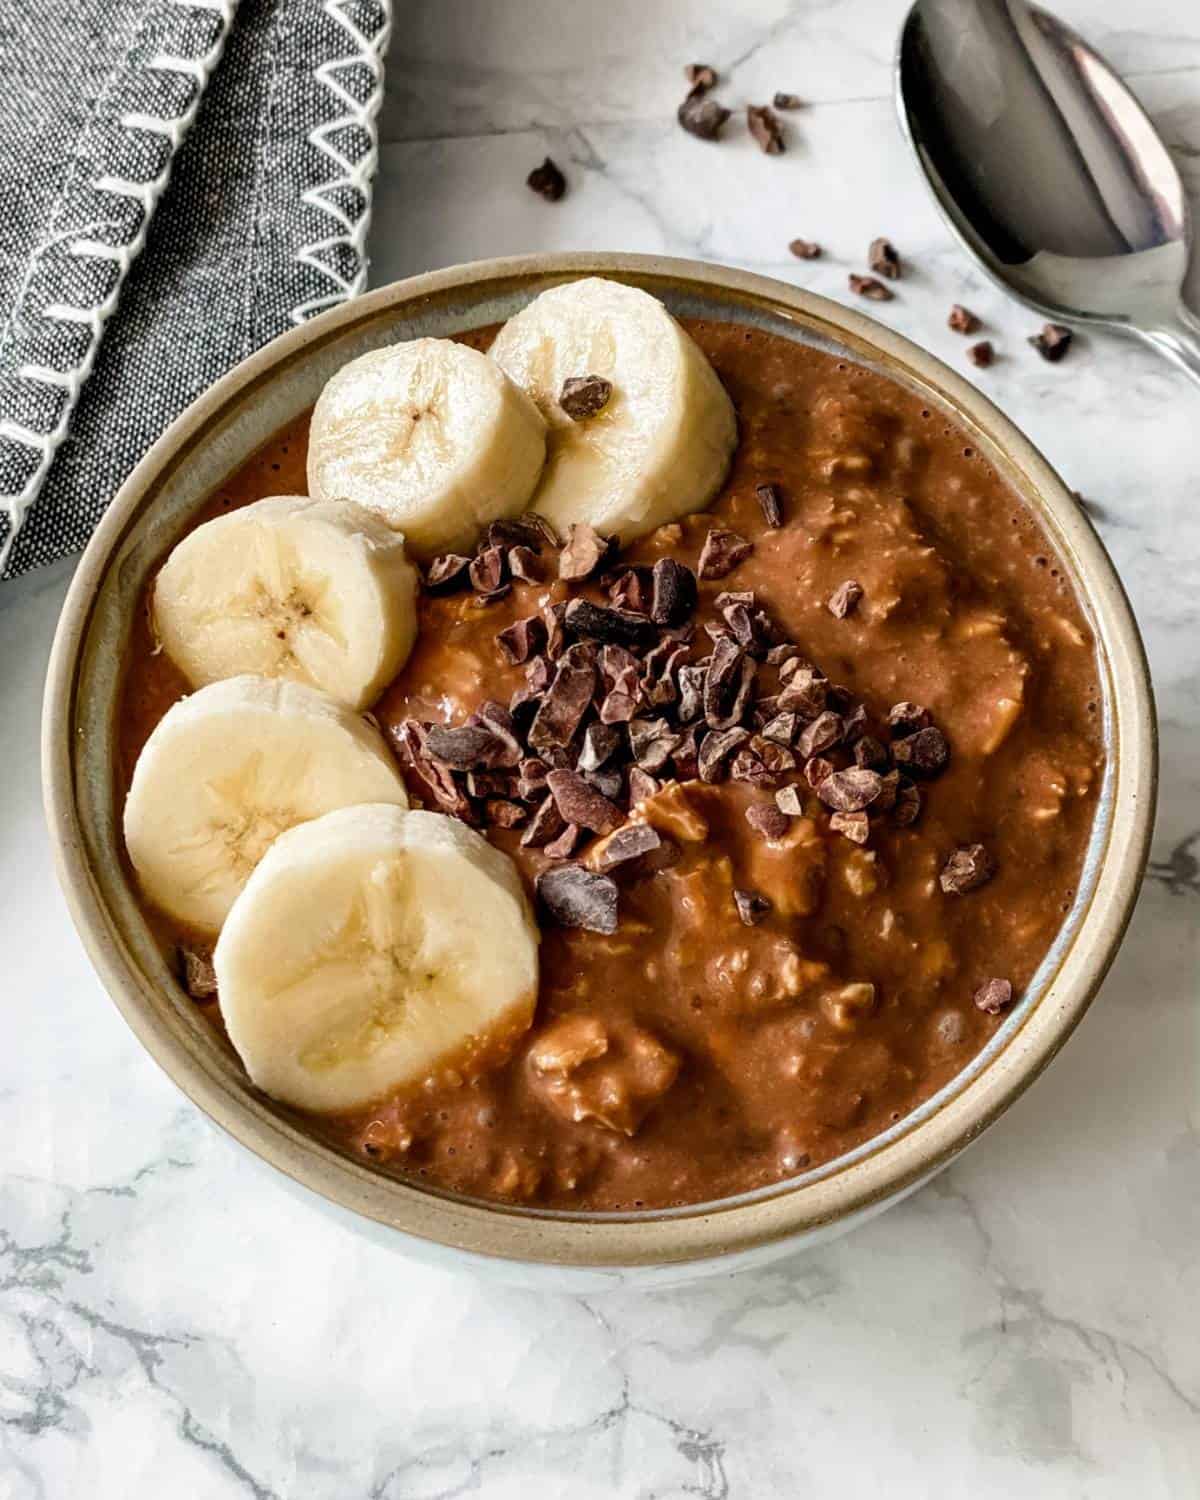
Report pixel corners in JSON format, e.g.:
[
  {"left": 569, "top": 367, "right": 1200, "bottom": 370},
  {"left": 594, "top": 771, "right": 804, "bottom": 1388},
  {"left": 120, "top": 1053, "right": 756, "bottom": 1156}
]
[
  {"left": 214, "top": 804, "right": 539, "bottom": 1113},
  {"left": 152, "top": 496, "right": 419, "bottom": 711},
  {"left": 306, "top": 337, "right": 547, "bottom": 560},
  {"left": 488, "top": 277, "right": 737, "bottom": 542},
  {"left": 124, "top": 675, "right": 408, "bottom": 935}
]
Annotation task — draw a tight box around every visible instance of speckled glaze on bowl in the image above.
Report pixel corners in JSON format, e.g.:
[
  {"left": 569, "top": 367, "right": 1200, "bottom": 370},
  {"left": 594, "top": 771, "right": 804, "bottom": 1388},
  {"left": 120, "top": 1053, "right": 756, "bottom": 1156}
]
[{"left": 42, "top": 254, "right": 1156, "bottom": 1290}]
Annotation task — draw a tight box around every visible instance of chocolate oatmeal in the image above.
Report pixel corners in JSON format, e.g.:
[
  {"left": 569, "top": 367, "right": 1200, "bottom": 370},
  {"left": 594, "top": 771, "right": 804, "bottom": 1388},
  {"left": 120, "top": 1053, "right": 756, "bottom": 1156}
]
[{"left": 119, "top": 320, "right": 1103, "bottom": 1211}]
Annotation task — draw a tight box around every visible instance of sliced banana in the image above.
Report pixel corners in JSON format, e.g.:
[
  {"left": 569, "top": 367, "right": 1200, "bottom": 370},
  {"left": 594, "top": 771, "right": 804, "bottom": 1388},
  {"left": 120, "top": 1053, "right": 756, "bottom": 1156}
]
[
  {"left": 124, "top": 675, "right": 408, "bottom": 935},
  {"left": 152, "top": 496, "right": 419, "bottom": 711},
  {"left": 214, "top": 804, "right": 540, "bottom": 1113},
  {"left": 307, "top": 337, "right": 547, "bottom": 560},
  {"left": 488, "top": 277, "right": 737, "bottom": 542}
]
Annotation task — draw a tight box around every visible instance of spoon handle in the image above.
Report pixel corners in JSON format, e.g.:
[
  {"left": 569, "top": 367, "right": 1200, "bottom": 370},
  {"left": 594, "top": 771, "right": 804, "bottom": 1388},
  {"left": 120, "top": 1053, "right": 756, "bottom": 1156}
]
[{"left": 1140, "top": 303, "right": 1200, "bottom": 387}]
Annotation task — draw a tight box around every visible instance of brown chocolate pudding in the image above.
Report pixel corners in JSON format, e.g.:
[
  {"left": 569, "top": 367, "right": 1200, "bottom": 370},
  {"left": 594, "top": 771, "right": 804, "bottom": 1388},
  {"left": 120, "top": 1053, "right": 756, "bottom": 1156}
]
[{"left": 118, "top": 320, "right": 1103, "bottom": 1211}]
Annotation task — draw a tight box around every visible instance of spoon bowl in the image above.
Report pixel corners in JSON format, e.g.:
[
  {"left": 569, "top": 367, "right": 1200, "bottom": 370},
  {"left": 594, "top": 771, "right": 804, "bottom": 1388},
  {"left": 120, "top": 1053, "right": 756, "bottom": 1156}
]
[{"left": 897, "top": 0, "right": 1200, "bottom": 381}]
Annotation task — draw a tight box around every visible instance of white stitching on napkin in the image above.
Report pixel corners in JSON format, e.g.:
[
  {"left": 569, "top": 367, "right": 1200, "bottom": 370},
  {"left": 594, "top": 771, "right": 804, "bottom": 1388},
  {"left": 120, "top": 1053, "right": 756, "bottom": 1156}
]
[
  {"left": 0, "top": 0, "right": 237, "bottom": 575},
  {"left": 292, "top": 0, "right": 392, "bottom": 323}
]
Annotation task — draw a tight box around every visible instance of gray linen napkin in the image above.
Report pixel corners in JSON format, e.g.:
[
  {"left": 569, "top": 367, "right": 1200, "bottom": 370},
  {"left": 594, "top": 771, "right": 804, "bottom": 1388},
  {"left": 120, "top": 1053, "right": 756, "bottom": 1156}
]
[{"left": 0, "top": 0, "right": 391, "bottom": 580}]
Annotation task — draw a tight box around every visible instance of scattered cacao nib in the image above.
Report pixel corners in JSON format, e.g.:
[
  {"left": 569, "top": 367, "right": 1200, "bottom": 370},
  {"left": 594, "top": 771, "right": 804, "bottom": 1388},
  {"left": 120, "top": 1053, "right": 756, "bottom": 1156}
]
[
  {"left": 486, "top": 798, "right": 528, "bottom": 829},
  {"left": 521, "top": 793, "right": 567, "bottom": 848},
  {"left": 868, "top": 236, "right": 901, "bottom": 279},
  {"left": 558, "top": 522, "right": 610, "bottom": 581},
  {"left": 948, "top": 304, "right": 981, "bottom": 335},
  {"left": 546, "top": 768, "right": 623, "bottom": 834},
  {"left": 788, "top": 237, "right": 822, "bottom": 260},
  {"left": 816, "top": 767, "right": 883, "bottom": 812},
  {"left": 671, "top": 724, "right": 701, "bottom": 779},
  {"left": 853, "top": 735, "right": 889, "bottom": 770},
  {"left": 766, "top": 642, "right": 802, "bottom": 667},
  {"left": 488, "top": 517, "right": 547, "bottom": 551},
  {"left": 804, "top": 755, "right": 834, "bottom": 789},
  {"left": 1029, "top": 322, "right": 1072, "bottom": 362},
  {"left": 704, "top": 636, "right": 757, "bottom": 730},
  {"left": 760, "top": 710, "right": 797, "bottom": 746},
  {"left": 629, "top": 717, "right": 682, "bottom": 773},
  {"left": 497, "top": 615, "right": 547, "bottom": 665},
  {"left": 698, "top": 527, "right": 753, "bottom": 580},
  {"left": 775, "top": 784, "right": 805, "bottom": 816},
  {"left": 424, "top": 723, "right": 520, "bottom": 770},
  {"left": 536, "top": 864, "right": 619, "bottom": 934},
  {"left": 734, "top": 888, "right": 772, "bottom": 926},
  {"left": 755, "top": 482, "right": 785, "bottom": 527},
  {"left": 517, "top": 758, "right": 550, "bottom": 799},
  {"left": 544, "top": 822, "right": 584, "bottom": 860},
  {"left": 892, "top": 725, "right": 950, "bottom": 775},
  {"left": 650, "top": 557, "right": 698, "bottom": 626},
  {"left": 746, "top": 803, "right": 790, "bottom": 840},
  {"left": 527, "top": 156, "right": 566, "bottom": 201},
  {"left": 471, "top": 699, "right": 521, "bottom": 740},
  {"left": 974, "top": 977, "right": 1014, "bottom": 1014},
  {"left": 583, "top": 766, "right": 624, "bottom": 801},
  {"left": 940, "top": 843, "right": 996, "bottom": 894},
  {"left": 698, "top": 725, "right": 749, "bottom": 782},
  {"left": 595, "top": 823, "right": 663, "bottom": 872},
  {"left": 830, "top": 810, "right": 870, "bottom": 844},
  {"left": 564, "top": 597, "right": 657, "bottom": 648},
  {"left": 685, "top": 62, "right": 718, "bottom": 91},
  {"left": 396, "top": 728, "right": 475, "bottom": 820},
  {"left": 465, "top": 768, "right": 515, "bottom": 799},
  {"left": 841, "top": 702, "right": 868, "bottom": 742},
  {"left": 578, "top": 721, "right": 623, "bottom": 772},
  {"left": 773, "top": 91, "right": 804, "bottom": 110},
  {"left": 528, "top": 644, "right": 597, "bottom": 751},
  {"left": 826, "top": 579, "right": 864, "bottom": 619},
  {"left": 887, "top": 701, "right": 931, "bottom": 733},
  {"left": 751, "top": 734, "right": 796, "bottom": 776},
  {"left": 747, "top": 104, "right": 785, "bottom": 154},
  {"left": 678, "top": 87, "right": 731, "bottom": 141},
  {"left": 508, "top": 545, "right": 541, "bottom": 583},
  {"left": 179, "top": 946, "right": 217, "bottom": 1000},
  {"left": 424, "top": 553, "right": 472, "bottom": 591},
  {"left": 967, "top": 340, "right": 994, "bottom": 369},
  {"left": 778, "top": 668, "right": 827, "bottom": 719},
  {"left": 730, "top": 745, "right": 771, "bottom": 786},
  {"left": 560, "top": 375, "right": 613, "bottom": 422},
  {"left": 628, "top": 766, "right": 660, "bottom": 804},
  {"left": 677, "top": 663, "right": 706, "bottom": 723},
  {"left": 796, "top": 710, "right": 844, "bottom": 758},
  {"left": 542, "top": 602, "right": 567, "bottom": 660},
  {"left": 779, "top": 653, "right": 822, "bottom": 684},
  {"left": 469, "top": 544, "right": 508, "bottom": 594},
  {"left": 872, "top": 768, "right": 900, "bottom": 811},
  {"left": 607, "top": 567, "right": 652, "bottom": 614},
  {"left": 521, "top": 657, "right": 552, "bottom": 698},
  {"left": 849, "top": 273, "right": 893, "bottom": 302}
]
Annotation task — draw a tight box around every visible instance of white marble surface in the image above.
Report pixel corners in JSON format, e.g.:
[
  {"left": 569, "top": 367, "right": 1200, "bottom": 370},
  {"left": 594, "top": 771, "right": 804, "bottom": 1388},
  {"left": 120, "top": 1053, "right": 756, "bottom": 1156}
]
[{"left": 3, "top": 1, "right": 1199, "bottom": 1493}]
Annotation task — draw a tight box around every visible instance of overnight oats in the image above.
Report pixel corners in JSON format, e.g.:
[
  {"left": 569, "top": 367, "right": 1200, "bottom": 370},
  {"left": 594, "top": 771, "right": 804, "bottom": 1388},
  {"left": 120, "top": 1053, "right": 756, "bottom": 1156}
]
[{"left": 117, "top": 278, "right": 1103, "bottom": 1211}]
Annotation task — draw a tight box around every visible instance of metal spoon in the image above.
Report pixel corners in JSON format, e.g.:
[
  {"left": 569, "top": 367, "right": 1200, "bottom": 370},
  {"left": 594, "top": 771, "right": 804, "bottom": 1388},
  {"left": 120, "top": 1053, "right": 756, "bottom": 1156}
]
[{"left": 896, "top": 0, "right": 1200, "bottom": 383}]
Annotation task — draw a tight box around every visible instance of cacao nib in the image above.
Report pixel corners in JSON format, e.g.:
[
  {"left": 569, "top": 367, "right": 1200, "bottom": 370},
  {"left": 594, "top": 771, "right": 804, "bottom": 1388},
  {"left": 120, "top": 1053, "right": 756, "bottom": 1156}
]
[
  {"left": 508, "top": 545, "right": 541, "bottom": 583},
  {"left": 423, "top": 723, "right": 520, "bottom": 770},
  {"left": 564, "top": 597, "right": 657, "bottom": 648},
  {"left": 760, "top": 710, "right": 797, "bottom": 746},
  {"left": 497, "top": 615, "right": 547, "bottom": 665},
  {"left": 594, "top": 823, "right": 663, "bottom": 872},
  {"left": 650, "top": 557, "right": 698, "bottom": 626},
  {"left": 755, "top": 482, "right": 785, "bottom": 527},
  {"left": 887, "top": 701, "right": 931, "bottom": 733},
  {"left": 849, "top": 273, "right": 893, "bottom": 302},
  {"left": 868, "top": 236, "right": 901, "bottom": 279},
  {"left": 578, "top": 721, "right": 623, "bottom": 772},
  {"left": 893, "top": 778, "right": 922, "bottom": 826},
  {"left": 486, "top": 798, "right": 528, "bottom": 829},
  {"left": 536, "top": 864, "right": 619, "bottom": 933},
  {"left": 734, "top": 888, "right": 772, "bottom": 926},
  {"left": 1029, "top": 322, "right": 1072, "bottom": 362},
  {"left": 853, "top": 735, "right": 889, "bottom": 770},
  {"left": 697, "top": 725, "right": 749, "bottom": 782},
  {"left": 558, "top": 522, "right": 610, "bottom": 581},
  {"left": 796, "top": 710, "right": 844, "bottom": 758},
  {"left": 629, "top": 716, "right": 682, "bottom": 773},
  {"left": 775, "top": 784, "right": 805, "bottom": 816},
  {"left": 826, "top": 579, "right": 863, "bottom": 619},
  {"left": 179, "top": 946, "right": 217, "bottom": 1000},
  {"left": 528, "top": 644, "right": 597, "bottom": 751},
  {"left": 892, "top": 726, "right": 949, "bottom": 775},
  {"left": 628, "top": 766, "right": 660, "bottom": 805},
  {"left": 678, "top": 87, "right": 731, "bottom": 141},
  {"left": 974, "top": 977, "right": 1014, "bottom": 1014},
  {"left": 816, "top": 767, "right": 883, "bottom": 812},
  {"left": 747, "top": 103, "right": 785, "bottom": 154},
  {"left": 469, "top": 544, "right": 508, "bottom": 594},
  {"left": 939, "top": 844, "right": 996, "bottom": 894},
  {"left": 527, "top": 156, "right": 566, "bottom": 201},
  {"left": 560, "top": 375, "right": 613, "bottom": 421},
  {"left": 546, "top": 769, "right": 623, "bottom": 834},
  {"left": 830, "top": 810, "right": 870, "bottom": 844},
  {"left": 698, "top": 528, "right": 753, "bottom": 580},
  {"left": 704, "top": 635, "right": 757, "bottom": 730},
  {"left": 424, "top": 553, "right": 472, "bottom": 591},
  {"left": 746, "top": 803, "right": 790, "bottom": 840},
  {"left": 521, "top": 794, "right": 566, "bottom": 848},
  {"left": 949, "top": 304, "right": 980, "bottom": 334}
]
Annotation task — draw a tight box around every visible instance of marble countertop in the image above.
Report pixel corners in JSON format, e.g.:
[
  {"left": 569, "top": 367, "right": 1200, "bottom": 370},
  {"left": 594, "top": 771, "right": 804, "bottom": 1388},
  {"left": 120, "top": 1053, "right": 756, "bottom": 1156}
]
[{"left": 3, "top": 0, "right": 1198, "bottom": 1493}]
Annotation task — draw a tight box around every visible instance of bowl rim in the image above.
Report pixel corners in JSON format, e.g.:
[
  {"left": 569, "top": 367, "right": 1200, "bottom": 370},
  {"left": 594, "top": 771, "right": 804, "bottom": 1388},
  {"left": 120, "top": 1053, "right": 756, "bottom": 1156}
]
[{"left": 42, "top": 251, "right": 1157, "bottom": 1268}]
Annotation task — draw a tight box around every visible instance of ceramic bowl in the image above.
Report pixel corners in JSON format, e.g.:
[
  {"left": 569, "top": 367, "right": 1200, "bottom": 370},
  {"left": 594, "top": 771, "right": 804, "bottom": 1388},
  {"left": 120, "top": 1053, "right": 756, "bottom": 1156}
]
[{"left": 42, "top": 253, "right": 1156, "bottom": 1291}]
